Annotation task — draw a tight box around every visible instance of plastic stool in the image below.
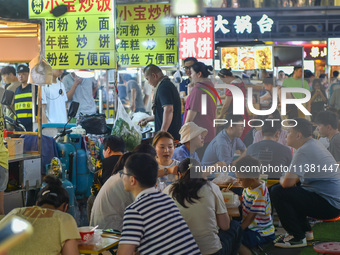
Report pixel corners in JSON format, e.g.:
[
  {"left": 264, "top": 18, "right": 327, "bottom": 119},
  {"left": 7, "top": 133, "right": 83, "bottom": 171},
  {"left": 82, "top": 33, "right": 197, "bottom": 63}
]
[{"left": 314, "top": 242, "right": 340, "bottom": 254}]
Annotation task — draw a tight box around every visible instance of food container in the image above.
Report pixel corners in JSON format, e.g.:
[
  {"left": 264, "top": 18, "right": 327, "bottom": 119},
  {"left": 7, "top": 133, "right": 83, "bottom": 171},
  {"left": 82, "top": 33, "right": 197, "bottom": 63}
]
[
  {"left": 78, "top": 226, "right": 95, "bottom": 242},
  {"left": 7, "top": 138, "right": 24, "bottom": 156},
  {"left": 222, "top": 191, "right": 235, "bottom": 204}
]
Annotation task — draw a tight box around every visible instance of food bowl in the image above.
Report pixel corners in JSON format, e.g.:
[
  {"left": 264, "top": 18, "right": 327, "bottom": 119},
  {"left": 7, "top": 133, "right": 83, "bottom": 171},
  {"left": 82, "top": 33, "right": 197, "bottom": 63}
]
[{"left": 78, "top": 226, "right": 95, "bottom": 242}]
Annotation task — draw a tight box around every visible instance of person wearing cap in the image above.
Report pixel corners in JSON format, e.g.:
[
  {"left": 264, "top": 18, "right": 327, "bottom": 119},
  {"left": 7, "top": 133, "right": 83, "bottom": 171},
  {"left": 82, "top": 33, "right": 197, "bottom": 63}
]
[
  {"left": 173, "top": 122, "right": 207, "bottom": 162},
  {"left": 13, "top": 64, "right": 35, "bottom": 131}
]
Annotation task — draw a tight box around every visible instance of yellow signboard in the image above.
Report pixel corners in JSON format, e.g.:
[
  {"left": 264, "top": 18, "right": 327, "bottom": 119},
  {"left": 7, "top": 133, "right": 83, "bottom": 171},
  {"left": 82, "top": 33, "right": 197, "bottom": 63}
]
[
  {"left": 29, "top": 0, "right": 115, "bottom": 69},
  {"left": 117, "top": 3, "right": 177, "bottom": 67}
]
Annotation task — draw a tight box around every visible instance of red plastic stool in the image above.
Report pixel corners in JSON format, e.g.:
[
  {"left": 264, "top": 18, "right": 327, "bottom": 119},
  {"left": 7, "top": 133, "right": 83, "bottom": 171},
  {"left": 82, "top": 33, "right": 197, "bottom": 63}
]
[{"left": 314, "top": 242, "right": 340, "bottom": 254}]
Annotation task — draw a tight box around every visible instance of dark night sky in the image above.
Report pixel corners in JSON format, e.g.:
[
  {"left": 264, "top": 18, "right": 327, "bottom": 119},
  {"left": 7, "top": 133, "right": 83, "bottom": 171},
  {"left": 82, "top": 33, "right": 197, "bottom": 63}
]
[{"left": 0, "top": 0, "right": 29, "bottom": 19}]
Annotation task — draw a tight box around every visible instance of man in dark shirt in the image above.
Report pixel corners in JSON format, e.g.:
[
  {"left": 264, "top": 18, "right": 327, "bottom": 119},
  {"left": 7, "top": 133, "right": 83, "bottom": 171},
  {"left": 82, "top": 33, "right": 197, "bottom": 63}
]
[
  {"left": 315, "top": 111, "right": 340, "bottom": 164},
  {"left": 246, "top": 119, "right": 292, "bottom": 179},
  {"left": 179, "top": 57, "right": 198, "bottom": 96},
  {"left": 138, "top": 64, "right": 181, "bottom": 141},
  {"left": 87, "top": 135, "right": 125, "bottom": 221}
]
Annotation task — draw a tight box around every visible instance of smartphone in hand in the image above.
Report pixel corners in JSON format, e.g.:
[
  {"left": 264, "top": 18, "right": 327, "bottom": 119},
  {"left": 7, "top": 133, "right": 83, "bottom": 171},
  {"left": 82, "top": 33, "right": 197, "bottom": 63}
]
[{"left": 102, "top": 229, "right": 121, "bottom": 235}]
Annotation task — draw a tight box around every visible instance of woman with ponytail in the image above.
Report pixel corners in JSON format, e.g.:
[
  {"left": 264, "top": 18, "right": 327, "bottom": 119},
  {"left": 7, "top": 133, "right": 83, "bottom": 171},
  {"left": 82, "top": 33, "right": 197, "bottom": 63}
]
[
  {"left": 217, "top": 68, "right": 251, "bottom": 140},
  {"left": 163, "top": 158, "right": 242, "bottom": 255},
  {"left": 183, "top": 62, "right": 218, "bottom": 159},
  {"left": 2, "top": 175, "right": 80, "bottom": 254}
]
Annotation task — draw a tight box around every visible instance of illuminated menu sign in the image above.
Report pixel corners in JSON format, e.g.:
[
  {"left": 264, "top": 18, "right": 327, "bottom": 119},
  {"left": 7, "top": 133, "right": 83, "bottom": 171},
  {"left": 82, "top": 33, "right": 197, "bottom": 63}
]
[
  {"left": 221, "top": 46, "right": 273, "bottom": 70},
  {"left": 215, "top": 14, "right": 274, "bottom": 35},
  {"left": 179, "top": 17, "right": 214, "bottom": 60},
  {"left": 116, "top": 3, "right": 177, "bottom": 67},
  {"left": 328, "top": 38, "right": 340, "bottom": 66},
  {"left": 29, "top": 0, "right": 115, "bottom": 69}
]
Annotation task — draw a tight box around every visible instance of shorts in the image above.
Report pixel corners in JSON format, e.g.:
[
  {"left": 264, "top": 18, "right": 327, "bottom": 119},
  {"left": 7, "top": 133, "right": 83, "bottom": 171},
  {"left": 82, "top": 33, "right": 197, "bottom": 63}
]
[
  {"left": 242, "top": 228, "right": 275, "bottom": 249},
  {"left": 0, "top": 165, "right": 8, "bottom": 191}
]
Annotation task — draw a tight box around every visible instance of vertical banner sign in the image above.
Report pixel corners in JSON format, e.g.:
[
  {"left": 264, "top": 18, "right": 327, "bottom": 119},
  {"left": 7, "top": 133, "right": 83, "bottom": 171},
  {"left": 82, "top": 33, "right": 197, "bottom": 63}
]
[
  {"left": 179, "top": 17, "right": 214, "bottom": 60},
  {"left": 328, "top": 38, "right": 340, "bottom": 66},
  {"left": 116, "top": 4, "right": 177, "bottom": 67},
  {"left": 29, "top": 0, "right": 115, "bottom": 69}
]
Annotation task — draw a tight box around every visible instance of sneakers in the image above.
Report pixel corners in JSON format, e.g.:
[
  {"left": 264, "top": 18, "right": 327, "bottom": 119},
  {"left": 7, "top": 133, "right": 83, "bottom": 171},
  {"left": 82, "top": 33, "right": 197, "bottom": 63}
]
[
  {"left": 275, "top": 231, "right": 314, "bottom": 244},
  {"left": 305, "top": 231, "right": 314, "bottom": 241},
  {"left": 274, "top": 236, "right": 307, "bottom": 248}
]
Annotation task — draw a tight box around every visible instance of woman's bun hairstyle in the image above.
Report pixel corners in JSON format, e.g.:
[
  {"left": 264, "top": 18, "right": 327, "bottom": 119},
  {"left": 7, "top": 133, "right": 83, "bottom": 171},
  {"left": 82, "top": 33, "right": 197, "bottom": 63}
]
[
  {"left": 218, "top": 68, "right": 233, "bottom": 78},
  {"left": 36, "top": 175, "right": 69, "bottom": 208}
]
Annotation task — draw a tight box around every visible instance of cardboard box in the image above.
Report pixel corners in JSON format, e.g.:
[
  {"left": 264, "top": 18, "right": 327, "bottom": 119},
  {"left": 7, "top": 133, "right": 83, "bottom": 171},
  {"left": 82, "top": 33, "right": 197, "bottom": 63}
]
[{"left": 7, "top": 138, "right": 24, "bottom": 156}]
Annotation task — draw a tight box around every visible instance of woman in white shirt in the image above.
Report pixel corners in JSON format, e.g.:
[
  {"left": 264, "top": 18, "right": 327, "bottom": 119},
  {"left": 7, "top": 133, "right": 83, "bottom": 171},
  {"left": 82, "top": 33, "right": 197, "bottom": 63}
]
[{"left": 163, "top": 158, "right": 242, "bottom": 255}]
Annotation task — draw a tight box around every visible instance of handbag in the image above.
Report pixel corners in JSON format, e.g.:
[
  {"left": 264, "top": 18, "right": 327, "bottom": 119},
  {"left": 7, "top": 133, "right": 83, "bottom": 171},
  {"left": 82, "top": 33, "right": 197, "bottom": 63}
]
[{"left": 78, "top": 113, "right": 107, "bottom": 134}]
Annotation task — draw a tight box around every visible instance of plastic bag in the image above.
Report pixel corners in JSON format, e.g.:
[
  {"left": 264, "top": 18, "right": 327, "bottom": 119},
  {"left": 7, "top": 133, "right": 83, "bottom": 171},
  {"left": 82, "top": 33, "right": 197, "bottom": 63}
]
[
  {"left": 111, "top": 98, "right": 142, "bottom": 151},
  {"left": 226, "top": 193, "right": 241, "bottom": 208},
  {"left": 29, "top": 54, "right": 53, "bottom": 85},
  {"left": 173, "top": 70, "right": 182, "bottom": 83},
  {"left": 212, "top": 173, "right": 236, "bottom": 185},
  {"left": 78, "top": 113, "right": 107, "bottom": 134}
]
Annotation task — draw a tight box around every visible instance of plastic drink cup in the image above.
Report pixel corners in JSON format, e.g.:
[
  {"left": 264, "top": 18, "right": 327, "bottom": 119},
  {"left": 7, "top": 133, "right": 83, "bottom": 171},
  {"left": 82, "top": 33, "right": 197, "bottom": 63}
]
[{"left": 78, "top": 226, "right": 95, "bottom": 242}]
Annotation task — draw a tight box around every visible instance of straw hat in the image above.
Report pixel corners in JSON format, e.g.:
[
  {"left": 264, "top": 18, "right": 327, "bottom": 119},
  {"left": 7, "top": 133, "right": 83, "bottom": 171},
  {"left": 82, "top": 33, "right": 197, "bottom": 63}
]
[{"left": 179, "top": 122, "right": 208, "bottom": 144}]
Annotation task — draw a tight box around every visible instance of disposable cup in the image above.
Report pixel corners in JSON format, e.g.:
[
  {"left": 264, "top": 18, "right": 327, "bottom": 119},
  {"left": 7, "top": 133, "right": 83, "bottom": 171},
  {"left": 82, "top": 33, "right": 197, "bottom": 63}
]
[{"left": 78, "top": 226, "right": 95, "bottom": 242}]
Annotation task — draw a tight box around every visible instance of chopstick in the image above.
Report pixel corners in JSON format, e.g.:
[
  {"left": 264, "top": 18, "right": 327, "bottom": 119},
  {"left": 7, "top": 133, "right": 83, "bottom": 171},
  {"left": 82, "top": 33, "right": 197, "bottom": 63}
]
[{"left": 226, "top": 183, "right": 233, "bottom": 190}]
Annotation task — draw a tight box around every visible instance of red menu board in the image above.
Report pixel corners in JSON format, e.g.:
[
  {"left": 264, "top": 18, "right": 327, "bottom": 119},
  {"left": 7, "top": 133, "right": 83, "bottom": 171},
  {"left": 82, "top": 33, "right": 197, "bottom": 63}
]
[{"left": 179, "top": 17, "right": 214, "bottom": 60}]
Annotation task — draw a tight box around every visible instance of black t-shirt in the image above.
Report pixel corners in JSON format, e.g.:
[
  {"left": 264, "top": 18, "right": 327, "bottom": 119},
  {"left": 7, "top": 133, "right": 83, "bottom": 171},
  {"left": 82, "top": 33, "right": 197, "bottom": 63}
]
[
  {"left": 154, "top": 78, "right": 181, "bottom": 141},
  {"left": 246, "top": 140, "right": 292, "bottom": 179}
]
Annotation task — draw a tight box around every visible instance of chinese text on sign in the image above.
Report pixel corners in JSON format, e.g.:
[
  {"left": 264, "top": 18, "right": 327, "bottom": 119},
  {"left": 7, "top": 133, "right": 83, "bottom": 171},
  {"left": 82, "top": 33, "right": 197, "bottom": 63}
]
[
  {"left": 29, "top": 0, "right": 115, "bottom": 69},
  {"left": 116, "top": 3, "right": 177, "bottom": 67}
]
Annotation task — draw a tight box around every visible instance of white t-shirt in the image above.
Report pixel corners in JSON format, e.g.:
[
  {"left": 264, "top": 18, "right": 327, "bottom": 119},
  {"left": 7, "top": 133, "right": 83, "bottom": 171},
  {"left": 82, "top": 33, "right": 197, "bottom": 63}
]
[
  {"left": 164, "top": 182, "right": 227, "bottom": 254},
  {"left": 143, "top": 81, "right": 153, "bottom": 113},
  {"left": 158, "top": 159, "right": 180, "bottom": 190},
  {"left": 90, "top": 174, "right": 134, "bottom": 231},
  {"left": 42, "top": 80, "right": 68, "bottom": 123}
]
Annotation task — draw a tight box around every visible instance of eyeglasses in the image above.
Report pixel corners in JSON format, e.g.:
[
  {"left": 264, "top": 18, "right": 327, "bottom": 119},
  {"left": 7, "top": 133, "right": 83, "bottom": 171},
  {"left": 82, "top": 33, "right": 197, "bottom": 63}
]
[
  {"left": 119, "top": 170, "right": 133, "bottom": 178},
  {"left": 183, "top": 66, "right": 192, "bottom": 70}
]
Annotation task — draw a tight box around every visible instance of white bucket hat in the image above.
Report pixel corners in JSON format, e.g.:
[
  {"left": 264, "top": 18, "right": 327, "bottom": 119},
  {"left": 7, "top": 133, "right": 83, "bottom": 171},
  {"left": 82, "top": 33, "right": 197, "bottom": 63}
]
[{"left": 179, "top": 122, "right": 208, "bottom": 144}]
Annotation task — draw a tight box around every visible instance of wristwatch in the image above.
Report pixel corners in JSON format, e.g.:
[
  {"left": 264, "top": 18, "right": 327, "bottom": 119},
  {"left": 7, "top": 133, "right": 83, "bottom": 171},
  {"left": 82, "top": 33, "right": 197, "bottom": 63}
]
[{"left": 163, "top": 168, "right": 168, "bottom": 175}]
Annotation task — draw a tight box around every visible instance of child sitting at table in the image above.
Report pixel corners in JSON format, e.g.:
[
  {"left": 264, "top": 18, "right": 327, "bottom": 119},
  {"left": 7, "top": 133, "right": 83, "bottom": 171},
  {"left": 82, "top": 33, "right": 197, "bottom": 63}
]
[{"left": 235, "top": 156, "right": 275, "bottom": 255}]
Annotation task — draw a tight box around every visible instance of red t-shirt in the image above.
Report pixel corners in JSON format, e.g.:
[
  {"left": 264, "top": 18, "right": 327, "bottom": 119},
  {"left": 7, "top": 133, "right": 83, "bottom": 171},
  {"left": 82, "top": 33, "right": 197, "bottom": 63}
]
[
  {"left": 184, "top": 81, "right": 217, "bottom": 143},
  {"left": 224, "top": 79, "right": 251, "bottom": 140}
]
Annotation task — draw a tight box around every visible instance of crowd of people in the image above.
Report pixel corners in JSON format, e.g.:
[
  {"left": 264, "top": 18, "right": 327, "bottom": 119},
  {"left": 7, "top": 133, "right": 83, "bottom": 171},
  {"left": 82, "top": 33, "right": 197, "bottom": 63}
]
[{"left": 1, "top": 60, "right": 340, "bottom": 254}]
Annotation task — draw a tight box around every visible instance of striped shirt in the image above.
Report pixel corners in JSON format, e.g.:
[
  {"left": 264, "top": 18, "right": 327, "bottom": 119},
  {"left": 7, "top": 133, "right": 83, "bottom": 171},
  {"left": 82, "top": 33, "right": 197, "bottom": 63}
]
[
  {"left": 14, "top": 84, "right": 33, "bottom": 131},
  {"left": 119, "top": 187, "right": 201, "bottom": 255},
  {"left": 242, "top": 182, "right": 275, "bottom": 236}
]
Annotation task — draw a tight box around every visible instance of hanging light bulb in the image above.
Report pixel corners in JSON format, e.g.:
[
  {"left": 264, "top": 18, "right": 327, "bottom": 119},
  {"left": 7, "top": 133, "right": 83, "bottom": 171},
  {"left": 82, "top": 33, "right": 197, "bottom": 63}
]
[{"left": 171, "top": 0, "right": 204, "bottom": 16}]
